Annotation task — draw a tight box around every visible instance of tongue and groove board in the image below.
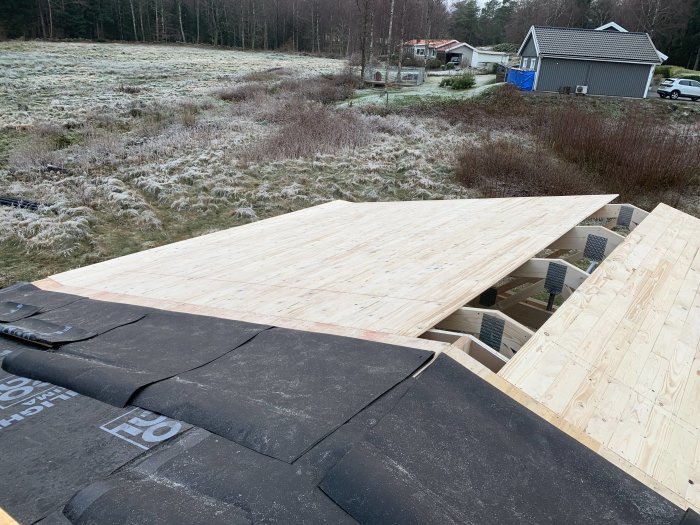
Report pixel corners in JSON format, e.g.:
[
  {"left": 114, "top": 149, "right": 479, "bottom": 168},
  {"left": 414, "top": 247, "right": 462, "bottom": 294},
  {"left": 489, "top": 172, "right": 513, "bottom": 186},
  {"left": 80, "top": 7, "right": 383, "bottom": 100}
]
[
  {"left": 37, "top": 196, "right": 615, "bottom": 337},
  {"left": 499, "top": 204, "right": 700, "bottom": 513}
]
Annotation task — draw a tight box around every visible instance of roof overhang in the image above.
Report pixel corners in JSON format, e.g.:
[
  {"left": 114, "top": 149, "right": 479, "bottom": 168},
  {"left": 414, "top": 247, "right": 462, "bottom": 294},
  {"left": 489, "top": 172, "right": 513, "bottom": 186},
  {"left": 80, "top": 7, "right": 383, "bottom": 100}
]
[
  {"left": 540, "top": 53, "right": 661, "bottom": 66},
  {"left": 517, "top": 26, "right": 538, "bottom": 56}
]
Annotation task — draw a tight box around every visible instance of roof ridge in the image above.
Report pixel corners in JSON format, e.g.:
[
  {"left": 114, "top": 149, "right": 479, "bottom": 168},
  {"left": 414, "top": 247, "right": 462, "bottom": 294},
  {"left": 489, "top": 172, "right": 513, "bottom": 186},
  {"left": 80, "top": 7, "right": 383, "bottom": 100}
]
[{"left": 533, "top": 25, "right": 649, "bottom": 36}]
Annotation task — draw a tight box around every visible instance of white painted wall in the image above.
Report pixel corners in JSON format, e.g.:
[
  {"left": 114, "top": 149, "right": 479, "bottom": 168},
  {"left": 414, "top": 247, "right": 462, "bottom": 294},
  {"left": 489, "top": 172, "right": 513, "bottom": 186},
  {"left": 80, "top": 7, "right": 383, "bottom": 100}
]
[{"left": 472, "top": 51, "right": 509, "bottom": 68}]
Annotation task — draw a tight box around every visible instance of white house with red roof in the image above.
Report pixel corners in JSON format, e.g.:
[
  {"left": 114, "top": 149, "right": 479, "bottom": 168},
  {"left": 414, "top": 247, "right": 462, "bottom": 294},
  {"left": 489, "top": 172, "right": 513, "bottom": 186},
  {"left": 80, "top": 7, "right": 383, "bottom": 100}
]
[{"left": 404, "top": 39, "right": 509, "bottom": 68}]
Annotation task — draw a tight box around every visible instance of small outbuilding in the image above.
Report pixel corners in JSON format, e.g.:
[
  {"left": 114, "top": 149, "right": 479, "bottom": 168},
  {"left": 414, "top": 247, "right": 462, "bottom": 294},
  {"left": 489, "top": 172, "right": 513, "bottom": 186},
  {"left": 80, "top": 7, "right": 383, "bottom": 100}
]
[
  {"left": 363, "top": 65, "right": 425, "bottom": 86},
  {"left": 517, "top": 25, "right": 664, "bottom": 98}
]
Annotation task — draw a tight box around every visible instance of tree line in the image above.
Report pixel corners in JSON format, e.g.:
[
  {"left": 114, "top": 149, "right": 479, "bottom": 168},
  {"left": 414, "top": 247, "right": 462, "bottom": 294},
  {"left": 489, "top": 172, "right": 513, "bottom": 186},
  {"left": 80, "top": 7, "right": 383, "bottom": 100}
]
[
  {"left": 0, "top": 0, "right": 697, "bottom": 69},
  {"left": 451, "top": 0, "right": 700, "bottom": 69}
]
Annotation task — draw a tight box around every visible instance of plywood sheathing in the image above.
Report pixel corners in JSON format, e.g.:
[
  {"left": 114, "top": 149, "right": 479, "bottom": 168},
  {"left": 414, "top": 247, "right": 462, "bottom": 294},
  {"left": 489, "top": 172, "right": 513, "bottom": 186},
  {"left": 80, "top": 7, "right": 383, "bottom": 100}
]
[
  {"left": 500, "top": 203, "right": 700, "bottom": 512},
  {"left": 38, "top": 196, "right": 615, "bottom": 337}
]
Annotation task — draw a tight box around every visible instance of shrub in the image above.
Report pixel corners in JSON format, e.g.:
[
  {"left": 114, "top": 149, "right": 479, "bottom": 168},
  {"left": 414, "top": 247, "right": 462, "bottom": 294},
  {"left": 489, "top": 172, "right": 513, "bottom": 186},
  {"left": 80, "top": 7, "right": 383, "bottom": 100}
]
[
  {"left": 425, "top": 58, "right": 444, "bottom": 70},
  {"left": 440, "top": 73, "right": 476, "bottom": 90},
  {"left": 456, "top": 137, "right": 593, "bottom": 197},
  {"left": 655, "top": 65, "right": 673, "bottom": 78},
  {"left": 533, "top": 108, "right": 699, "bottom": 202},
  {"left": 180, "top": 101, "right": 198, "bottom": 127},
  {"left": 680, "top": 74, "right": 700, "bottom": 82},
  {"left": 492, "top": 43, "right": 518, "bottom": 53}
]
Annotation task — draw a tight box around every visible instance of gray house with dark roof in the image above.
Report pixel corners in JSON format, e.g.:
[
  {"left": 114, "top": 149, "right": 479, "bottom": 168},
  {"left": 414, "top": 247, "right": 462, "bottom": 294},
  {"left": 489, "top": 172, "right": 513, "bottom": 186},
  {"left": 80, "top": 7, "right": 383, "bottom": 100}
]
[{"left": 517, "top": 25, "right": 664, "bottom": 98}]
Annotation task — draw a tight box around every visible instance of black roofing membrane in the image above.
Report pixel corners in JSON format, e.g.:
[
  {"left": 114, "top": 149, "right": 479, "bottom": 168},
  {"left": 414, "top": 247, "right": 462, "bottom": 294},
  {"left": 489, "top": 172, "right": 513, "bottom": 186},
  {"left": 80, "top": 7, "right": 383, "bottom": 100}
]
[
  {"left": 0, "top": 297, "right": 148, "bottom": 346},
  {"left": 0, "top": 286, "right": 694, "bottom": 524},
  {"left": 132, "top": 327, "right": 432, "bottom": 463},
  {"left": 319, "top": 354, "right": 685, "bottom": 525},
  {"left": 0, "top": 338, "right": 190, "bottom": 523},
  {"left": 0, "top": 301, "right": 40, "bottom": 323},
  {"left": 3, "top": 310, "right": 269, "bottom": 406},
  {"left": 0, "top": 283, "right": 81, "bottom": 320},
  {"left": 63, "top": 429, "right": 358, "bottom": 525}
]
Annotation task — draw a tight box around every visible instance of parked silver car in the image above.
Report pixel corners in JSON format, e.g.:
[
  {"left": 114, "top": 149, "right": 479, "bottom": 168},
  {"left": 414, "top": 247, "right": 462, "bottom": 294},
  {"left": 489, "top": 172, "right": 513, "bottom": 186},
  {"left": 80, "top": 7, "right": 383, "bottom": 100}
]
[{"left": 657, "top": 78, "right": 700, "bottom": 101}]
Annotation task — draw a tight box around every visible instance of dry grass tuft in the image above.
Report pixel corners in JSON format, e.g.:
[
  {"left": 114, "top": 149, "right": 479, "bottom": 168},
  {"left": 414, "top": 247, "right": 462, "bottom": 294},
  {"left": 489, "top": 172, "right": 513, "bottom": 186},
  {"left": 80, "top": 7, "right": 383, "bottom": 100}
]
[
  {"left": 245, "top": 103, "right": 370, "bottom": 161},
  {"left": 117, "top": 84, "right": 142, "bottom": 94},
  {"left": 215, "top": 83, "right": 266, "bottom": 102},
  {"left": 179, "top": 100, "right": 198, "bottom": 128},
  {"left": 279, "top": 71, "right": 361, "bottom": 104}
]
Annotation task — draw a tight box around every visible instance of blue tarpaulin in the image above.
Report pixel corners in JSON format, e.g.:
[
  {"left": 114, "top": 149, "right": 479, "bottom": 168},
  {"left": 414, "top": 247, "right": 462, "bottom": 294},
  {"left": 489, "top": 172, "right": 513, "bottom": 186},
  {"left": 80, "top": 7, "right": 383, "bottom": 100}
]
[{"left": 506, "top": 68, "right": 535, "bottom": 91}]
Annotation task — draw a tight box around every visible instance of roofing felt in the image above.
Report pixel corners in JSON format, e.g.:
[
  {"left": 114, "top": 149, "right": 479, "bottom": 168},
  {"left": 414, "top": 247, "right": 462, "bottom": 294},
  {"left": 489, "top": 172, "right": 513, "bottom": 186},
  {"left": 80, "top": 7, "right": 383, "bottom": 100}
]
[
  {"left": 530, "top": 26, "right": 661, "bottom": 63},
  {"left": 0, "top": 346, "right": 192, "bottom": 524},
  {"left": 133, "top": 328, "right": 431, "bottom": 463},
  {"left": 4, "top": 309, "right": 269, "bottom": 407},
  {"left": 0, "top": 290, "right": 694, "bottom": 523},
  {"left": 320, "top": 355, "right": 684, "bottom": 524},
  {"left": 0, "top": 283, "right": 80, "bottom": 322}
]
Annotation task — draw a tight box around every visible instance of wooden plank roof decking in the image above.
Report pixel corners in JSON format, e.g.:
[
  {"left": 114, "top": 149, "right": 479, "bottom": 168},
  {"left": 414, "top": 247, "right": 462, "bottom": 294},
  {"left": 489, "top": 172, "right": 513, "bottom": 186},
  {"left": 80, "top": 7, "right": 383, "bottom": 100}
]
[
  {"left": 36, "top": 195, "right": 614, "bottom": 337},
  {"left": 499, "top": 203, "right": 700, "bottom": 512}
]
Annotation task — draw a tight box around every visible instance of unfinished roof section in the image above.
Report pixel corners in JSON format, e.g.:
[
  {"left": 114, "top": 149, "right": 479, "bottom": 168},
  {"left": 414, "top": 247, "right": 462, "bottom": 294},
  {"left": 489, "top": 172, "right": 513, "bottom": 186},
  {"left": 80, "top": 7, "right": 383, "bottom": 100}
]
[
  {"left": 500, "top": 203, "right": 700, "bottom": 512},
  {"left": 39, "top": 196, "right": 614, "bottom": 337},
  {"left": 527, "top": 26, "right": 662, "bottom": 63}
]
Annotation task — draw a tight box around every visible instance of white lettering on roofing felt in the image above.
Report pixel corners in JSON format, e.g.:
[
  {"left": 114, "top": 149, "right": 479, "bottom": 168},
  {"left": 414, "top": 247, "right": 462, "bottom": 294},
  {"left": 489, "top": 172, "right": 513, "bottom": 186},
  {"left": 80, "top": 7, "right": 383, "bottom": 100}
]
[
  {"left": 0, "top": 388, "right": 78, "bottom": 429},
  {"left": 99, "top": 409, "right": 184, "bottom": 450},
  {"left": 0, "top": 376, "right": 54, "bottom": 409}
]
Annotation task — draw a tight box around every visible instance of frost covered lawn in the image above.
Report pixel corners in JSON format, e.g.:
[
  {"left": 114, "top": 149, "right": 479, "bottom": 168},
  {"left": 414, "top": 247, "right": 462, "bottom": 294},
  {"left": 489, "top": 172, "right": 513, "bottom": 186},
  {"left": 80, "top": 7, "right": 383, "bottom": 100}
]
[
  {"left": 0, "top": 41, "right": 472, "bottom": 286},
  {"left": 344, "top": 74, "right": 498, "bottom": 107}
]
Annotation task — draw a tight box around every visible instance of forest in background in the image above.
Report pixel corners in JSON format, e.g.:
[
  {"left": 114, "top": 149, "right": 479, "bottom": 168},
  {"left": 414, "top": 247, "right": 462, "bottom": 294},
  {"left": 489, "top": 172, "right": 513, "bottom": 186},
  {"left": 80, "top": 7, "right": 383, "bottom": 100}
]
[{"left": 0, "top": 0, "right": 698, "bottom": 69}]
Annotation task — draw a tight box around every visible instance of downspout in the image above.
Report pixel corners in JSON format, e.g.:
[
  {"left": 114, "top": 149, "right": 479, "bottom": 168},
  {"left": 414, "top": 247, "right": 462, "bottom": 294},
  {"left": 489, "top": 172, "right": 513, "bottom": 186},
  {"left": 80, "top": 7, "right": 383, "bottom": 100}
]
[
  {"left": 643, "top": 64, "right": 655, "bottom": 98},
  {"left": 533, "top": 56, "right": 542, "bottom": 90}
]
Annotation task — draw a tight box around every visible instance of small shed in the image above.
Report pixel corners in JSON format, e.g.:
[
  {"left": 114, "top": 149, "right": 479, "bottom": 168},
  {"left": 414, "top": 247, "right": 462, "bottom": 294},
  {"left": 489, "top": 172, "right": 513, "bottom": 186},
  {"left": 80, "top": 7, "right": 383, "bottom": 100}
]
[
  {"left": 517, "top": 25, "right": 663, "bottom": 98},
  {"left": 363, "top": 66, "right": 425, "bottom": 86}
]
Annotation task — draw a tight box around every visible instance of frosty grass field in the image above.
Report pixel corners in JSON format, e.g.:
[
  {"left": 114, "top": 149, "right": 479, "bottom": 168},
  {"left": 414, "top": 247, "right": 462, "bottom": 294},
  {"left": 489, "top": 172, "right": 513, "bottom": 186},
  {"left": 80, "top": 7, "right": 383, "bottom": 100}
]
[{"left": 0, "top": 41, "right": 477, "bottom": 286}]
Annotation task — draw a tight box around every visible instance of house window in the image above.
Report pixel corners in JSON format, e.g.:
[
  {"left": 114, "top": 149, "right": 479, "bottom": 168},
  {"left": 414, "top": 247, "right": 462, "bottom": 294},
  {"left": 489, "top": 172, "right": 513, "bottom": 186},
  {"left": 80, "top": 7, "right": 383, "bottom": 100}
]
[{"left": 416, "top": 48, "right": 425, "bottom": 56}]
